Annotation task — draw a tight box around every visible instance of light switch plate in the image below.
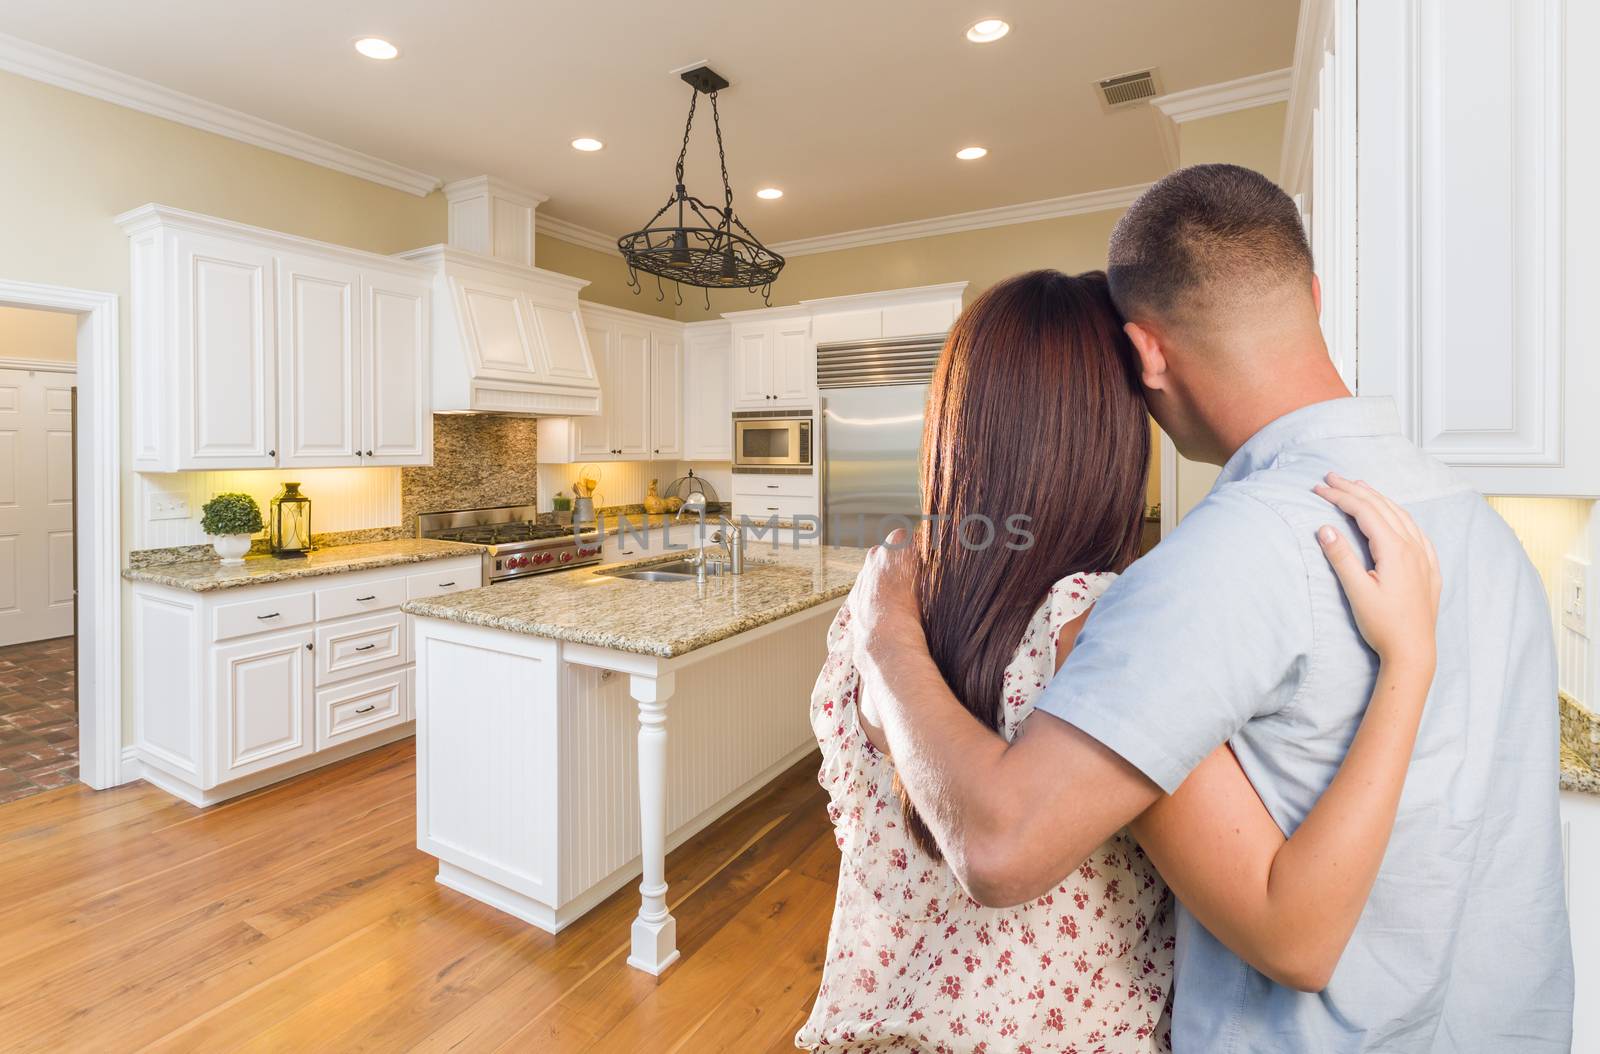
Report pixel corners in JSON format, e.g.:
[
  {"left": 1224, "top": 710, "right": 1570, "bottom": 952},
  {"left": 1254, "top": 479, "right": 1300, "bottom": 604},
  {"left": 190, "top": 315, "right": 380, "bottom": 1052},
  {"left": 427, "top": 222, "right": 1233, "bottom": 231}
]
[
  {"left": 148, "top": 492, "right": 190, "bottom": 521},
  {"left": 1562, "top": 556, "right": 1590, "bottom": 638}
]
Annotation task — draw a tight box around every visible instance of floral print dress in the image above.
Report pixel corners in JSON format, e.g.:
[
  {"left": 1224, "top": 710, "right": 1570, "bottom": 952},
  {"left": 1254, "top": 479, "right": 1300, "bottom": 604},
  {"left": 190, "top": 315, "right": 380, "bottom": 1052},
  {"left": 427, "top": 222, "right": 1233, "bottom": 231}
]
[{"left": 797, "top": 573, "right": 1174, "bottom": 1054}]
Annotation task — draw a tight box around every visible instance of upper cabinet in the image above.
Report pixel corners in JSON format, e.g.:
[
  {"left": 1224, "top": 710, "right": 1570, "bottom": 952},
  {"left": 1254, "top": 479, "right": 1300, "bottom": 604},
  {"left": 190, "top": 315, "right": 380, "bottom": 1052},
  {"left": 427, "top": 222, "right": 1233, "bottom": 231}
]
[
  {"left": 730, "top": 314, "right": 815, "bottom": 409},
  {"left": 1288, "top": 0, "right": 1597, "bottom": 497},
  {"left": 119, "top": 205, "right": 434, "bottom": 472},
  {"left": 683, "top": 322, "right": 733, "bottom": 461},
  {"left": 536, "top": 304, "right": 684, "bottom": 464}
]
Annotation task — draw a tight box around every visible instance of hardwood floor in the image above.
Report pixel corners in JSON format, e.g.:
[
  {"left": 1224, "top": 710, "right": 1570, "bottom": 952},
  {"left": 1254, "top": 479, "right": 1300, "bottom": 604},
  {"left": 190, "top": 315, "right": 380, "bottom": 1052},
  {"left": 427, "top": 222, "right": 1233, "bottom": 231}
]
[{"left": 0, "top": 739, "right": 839, "bottom": 1053}]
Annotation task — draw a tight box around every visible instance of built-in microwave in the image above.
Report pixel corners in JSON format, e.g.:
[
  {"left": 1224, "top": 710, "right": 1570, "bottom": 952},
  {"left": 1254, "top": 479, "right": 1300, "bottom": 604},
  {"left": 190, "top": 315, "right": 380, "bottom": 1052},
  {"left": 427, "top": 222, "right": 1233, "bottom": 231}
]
[{"left": 732, "top": 412, "right": 813, "bottom": 469}]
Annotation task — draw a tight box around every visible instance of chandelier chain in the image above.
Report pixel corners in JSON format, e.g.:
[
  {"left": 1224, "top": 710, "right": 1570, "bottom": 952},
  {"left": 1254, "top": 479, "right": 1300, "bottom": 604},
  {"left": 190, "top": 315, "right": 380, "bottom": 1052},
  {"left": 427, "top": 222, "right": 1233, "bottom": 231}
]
[
  {"left": 709, "top": 92, "right": 734, "bottom": 214},
  {"left": 673, "top": 90, "right": 698, "bottom": 187}
]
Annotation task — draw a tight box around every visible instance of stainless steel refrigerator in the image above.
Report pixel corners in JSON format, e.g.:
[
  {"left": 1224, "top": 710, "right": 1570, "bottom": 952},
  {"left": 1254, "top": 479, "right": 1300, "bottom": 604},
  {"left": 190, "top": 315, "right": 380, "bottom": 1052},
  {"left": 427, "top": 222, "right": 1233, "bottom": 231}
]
[{"left": 818, "top": 336, "right": 943, "bottom": 548}]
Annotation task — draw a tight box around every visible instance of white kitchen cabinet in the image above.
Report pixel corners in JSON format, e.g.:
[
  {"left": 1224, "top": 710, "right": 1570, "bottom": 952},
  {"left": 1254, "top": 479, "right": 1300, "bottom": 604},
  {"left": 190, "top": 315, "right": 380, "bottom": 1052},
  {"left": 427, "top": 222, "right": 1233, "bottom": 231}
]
[
  {"left": 730, "top": 314, "right": 814, "bottom": 409},
  {"left": 683, "top": 322, "right": 733, "bottom": 460},
  {"left": 119, "top": 205, "right": 435, "bottom": 471},
  {"left": 649, "top": 331, "right": 683, "bottom": 459},
  {"left": 173, "top": 229, "right": 279, "bottom": 468},
  {"left": 1286, "top": 0, "right": 1598, "bottom": 496},
  {"left": 810, "top": 309, "right": 882, "bottom": 346},
  {"left": 537, "top": 304, "right": 686, "bottom": 463},
  {"left": 1563, "top": 789, "right": 1600, "bottom": 1050},
  {"left": 131, "top": 554, "right": 481, "bottom": 806},
  {"left": 215, "top": 627, "right": 314, "bottom": 781}
]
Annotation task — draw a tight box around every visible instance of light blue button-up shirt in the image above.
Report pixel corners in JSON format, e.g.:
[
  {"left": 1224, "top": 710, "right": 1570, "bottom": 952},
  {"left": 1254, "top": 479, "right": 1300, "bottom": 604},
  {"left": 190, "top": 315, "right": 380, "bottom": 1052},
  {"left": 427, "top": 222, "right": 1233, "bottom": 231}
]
[{"left": 1037, "top": 397, "right": 1573, "bottom": 1052}]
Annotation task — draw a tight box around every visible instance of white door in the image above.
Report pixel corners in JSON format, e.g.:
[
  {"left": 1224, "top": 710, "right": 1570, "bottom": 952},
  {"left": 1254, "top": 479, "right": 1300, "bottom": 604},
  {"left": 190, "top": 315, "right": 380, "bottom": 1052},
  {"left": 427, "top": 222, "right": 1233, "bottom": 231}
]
[
  {"left": 214, "top": 627, "right": 314, "bottom": 782},
  {"left": 277, "top": 254, "right": 360, "bottom": 468},
  {"left": 612, "top": 327, "right": 651, "bottom": 457},
  {"left": 733, "top": 325, "right": 773, "bottom": 407},
  {"left": 0, "top": 365, "right": 75, "bottom": 646},
  {"left": 574, "top": 323, "right": 614, "bottom": 459},
  {"left": 649, "top": 332, "right": 683, "bottom": 459},
  {"left": 362, "top": 273, "right": 431, "bottom": 465},
  {"left": 175, "top": 231, "right": 277, "bottom": 467},
  {"left": 771, "top": 320, "right": 815, "bottom": 405},
  {"left": 684, "top": 329, "right": 733, "bottom": 460}
]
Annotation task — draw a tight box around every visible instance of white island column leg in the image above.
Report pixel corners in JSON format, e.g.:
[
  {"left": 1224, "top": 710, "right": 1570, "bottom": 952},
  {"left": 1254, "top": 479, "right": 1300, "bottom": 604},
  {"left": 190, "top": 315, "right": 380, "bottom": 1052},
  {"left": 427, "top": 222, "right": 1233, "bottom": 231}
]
[{"left": 627, "top": 671, "right": 679, "bottom": 974}]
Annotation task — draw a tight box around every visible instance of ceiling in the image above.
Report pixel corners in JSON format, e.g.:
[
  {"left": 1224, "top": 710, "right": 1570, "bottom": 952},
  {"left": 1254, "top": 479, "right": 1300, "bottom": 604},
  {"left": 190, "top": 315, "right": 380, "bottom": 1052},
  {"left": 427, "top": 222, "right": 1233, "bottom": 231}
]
[{"left": 0, "top": 1, "right": 1299, "bottom": 244}]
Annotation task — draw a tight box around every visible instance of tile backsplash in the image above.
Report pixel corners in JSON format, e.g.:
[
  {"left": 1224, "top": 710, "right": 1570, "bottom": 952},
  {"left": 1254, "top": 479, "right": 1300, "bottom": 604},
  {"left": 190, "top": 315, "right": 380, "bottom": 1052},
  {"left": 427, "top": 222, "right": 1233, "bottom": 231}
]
[{"left": 400, "top": 414, "right": 539, "bottom": 523}]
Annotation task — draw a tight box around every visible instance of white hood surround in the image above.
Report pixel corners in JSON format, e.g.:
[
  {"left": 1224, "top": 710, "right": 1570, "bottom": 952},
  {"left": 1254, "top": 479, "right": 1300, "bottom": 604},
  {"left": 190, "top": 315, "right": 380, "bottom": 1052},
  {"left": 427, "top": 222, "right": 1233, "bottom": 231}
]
[{"left": 402, "top": 177, "right": 602, "bottom": 416}]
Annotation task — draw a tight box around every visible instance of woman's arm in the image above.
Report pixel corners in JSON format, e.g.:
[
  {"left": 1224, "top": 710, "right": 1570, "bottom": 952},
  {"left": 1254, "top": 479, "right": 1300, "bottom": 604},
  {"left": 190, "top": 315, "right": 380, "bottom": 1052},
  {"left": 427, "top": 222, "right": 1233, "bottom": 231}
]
[{"left": 1128, "top": 474, "right": 1441, "bottom": 993}]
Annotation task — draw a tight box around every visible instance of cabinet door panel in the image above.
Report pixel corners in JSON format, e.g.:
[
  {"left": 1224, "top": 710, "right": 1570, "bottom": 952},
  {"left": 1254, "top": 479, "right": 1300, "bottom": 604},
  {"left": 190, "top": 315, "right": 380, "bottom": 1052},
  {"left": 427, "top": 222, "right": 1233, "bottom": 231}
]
[
  {"left": 649, "top": 332, "right": 683, "bottom": 458},
  {"left": 277, "top": 255, "right": 360, "bottom": 467},
  {"left": 612, "top": 327, "right": 651, "bottom": 456},
  {"left": 454, "top": 277, "right": 541, "bottom": 379},
  {"left": 363, "top": 274, "right": 431, "bottom": 464},
  {"left": 574, "top": 323, "right": 614, "bottom": 458},
  {"left": 176, "top": 232, "right": 277, "bottom": 466},
  {"left": 732, "top": 325, "right": 772, "bottom": 407},
  {"left": 684, "top": 329, "right": 733, "bottom": 460},
  {"left": 529, "top": 302, "right": 597, "bottom": 384},
  {"left": 771, "top": 321, "right": 815, "bottom": 405},
  {"left": 214, "top": 628, "right": 313, "bottom": 782}
]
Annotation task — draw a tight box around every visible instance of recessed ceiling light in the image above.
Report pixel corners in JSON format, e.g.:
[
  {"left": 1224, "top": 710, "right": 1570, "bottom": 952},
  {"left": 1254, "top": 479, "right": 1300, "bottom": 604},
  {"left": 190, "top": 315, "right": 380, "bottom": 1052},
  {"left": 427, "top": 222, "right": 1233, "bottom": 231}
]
[
  {"left": 966, "top": 19, "right": 1011, "bottom": 43},
  {"left": 354, "top": 37, "right": 399, "bottom": 60},
  {"left": 756, "top": 187, "right": 783, "bottom": 200},
  {"left": 571, "top": 137, "right": 605, "bottom": 152},
  {"left": 956, "top": 146, "right": 988, "bottom": 161}
]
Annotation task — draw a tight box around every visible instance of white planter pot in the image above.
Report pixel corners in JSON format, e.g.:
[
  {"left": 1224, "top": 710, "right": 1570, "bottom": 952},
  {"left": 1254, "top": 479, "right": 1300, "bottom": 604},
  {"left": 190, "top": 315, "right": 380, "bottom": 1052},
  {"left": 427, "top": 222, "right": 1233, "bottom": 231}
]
[{"left": 210, "top": 534, "right": 253, "bottom": 565}]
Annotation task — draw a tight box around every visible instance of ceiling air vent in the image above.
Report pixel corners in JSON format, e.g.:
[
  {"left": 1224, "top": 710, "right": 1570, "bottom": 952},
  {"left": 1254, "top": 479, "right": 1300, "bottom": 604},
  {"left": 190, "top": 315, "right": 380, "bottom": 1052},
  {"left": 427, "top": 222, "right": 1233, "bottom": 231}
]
[{"left": 1097, "top": 69, "right": 1161, "bottom": 110}]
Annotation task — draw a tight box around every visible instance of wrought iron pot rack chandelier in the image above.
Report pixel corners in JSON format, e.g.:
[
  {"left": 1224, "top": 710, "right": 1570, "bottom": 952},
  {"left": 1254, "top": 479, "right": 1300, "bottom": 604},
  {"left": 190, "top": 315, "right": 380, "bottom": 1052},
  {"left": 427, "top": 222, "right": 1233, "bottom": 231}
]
[{"left": 618, "top": 65, "right": 784, "bottom": 307}]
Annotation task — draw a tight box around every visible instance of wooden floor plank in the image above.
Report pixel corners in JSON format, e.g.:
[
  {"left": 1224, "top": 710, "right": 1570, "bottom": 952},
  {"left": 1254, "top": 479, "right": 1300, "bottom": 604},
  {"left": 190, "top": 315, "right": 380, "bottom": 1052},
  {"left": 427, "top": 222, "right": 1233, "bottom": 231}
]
[{"left": 0, "top": 740, "right": 839, "bottom": 1054}]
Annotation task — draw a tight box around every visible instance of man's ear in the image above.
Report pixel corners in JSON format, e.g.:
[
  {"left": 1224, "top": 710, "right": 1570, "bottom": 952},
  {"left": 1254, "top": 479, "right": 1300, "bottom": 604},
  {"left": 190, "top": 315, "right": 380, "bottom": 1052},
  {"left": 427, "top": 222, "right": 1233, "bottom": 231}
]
[
  {"left": 1123, "top": 321, "right": 1169, "bottom": 391},
  {"left": 1311, "top": 273, "right": 1323, "bottom": 317}
]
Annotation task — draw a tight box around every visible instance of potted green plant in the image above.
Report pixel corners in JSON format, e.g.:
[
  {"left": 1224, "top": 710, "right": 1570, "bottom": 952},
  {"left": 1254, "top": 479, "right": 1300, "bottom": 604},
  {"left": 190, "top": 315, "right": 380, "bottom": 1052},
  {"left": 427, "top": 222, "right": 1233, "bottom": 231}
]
[{"left": 200, "top": 492, "right": 264, "bottom": 565}]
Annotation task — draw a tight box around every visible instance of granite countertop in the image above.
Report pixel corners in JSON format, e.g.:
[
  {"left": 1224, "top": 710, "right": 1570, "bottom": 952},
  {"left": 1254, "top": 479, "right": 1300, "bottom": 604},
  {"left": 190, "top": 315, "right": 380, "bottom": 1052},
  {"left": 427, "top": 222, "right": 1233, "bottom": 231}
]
[
  {"left": 1561, "top": 694, "right": 1600, "bottom": 795},
  {"left": 122, "top": 538, "right": 483, "bottom": 592},
  {"left": 403, "top": 544, "right": 865, "bottom": 658}
]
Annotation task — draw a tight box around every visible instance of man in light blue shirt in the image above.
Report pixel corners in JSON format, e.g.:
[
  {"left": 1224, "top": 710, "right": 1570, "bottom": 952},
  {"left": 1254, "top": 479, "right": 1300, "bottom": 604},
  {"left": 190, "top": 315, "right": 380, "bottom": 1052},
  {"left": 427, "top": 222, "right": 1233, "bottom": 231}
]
[{"left": 848, "top": 165, "right": 1573, "bottom": 1051}]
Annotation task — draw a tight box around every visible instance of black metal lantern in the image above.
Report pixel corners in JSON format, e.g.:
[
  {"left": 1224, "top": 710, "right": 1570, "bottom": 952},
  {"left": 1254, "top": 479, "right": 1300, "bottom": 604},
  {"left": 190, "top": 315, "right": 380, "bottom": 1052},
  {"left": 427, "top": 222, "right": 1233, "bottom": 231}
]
[
  {"left": 269, "top": 482, "right": 312, "bottom": 556},
  {"left": 618, "top": 66, "right": 784, "bottom": 307}
]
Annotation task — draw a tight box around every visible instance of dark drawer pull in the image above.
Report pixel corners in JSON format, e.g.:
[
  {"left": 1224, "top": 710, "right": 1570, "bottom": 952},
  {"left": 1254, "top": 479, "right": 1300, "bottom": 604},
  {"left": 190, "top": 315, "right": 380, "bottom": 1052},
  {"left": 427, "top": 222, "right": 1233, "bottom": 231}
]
[
  {"left": 766, "top": 506, "right": 779, "bottom": 511},
  {"left": 355, "top": 643, "right": 376, "bottom": 652},
  {"left": 766, "top": 484, "right": 779, "bottom": 489},
  {"left": 354, "top": 704, "right": 376, "bottom": 714},
  {"left": 438, "top": 581, "right": 456, "bottom": 587},
  {"left": 356, "top": 594, "right": 377, "bottom": 602},
  {"left": 256, "top": 612, "right": 281, "bottom": 620}
]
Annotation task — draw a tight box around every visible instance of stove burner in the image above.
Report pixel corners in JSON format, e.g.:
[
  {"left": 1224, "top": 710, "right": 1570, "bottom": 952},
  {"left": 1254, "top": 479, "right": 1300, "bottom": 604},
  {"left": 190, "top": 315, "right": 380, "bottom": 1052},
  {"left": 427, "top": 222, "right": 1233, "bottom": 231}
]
[{"left": 417, "top": 504, "right": 603, "bottom": 581}]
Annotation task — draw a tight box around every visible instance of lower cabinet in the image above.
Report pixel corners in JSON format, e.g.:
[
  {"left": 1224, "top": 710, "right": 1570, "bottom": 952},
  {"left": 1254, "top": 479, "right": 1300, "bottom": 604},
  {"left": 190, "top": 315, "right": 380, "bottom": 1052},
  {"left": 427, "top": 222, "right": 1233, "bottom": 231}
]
[
  {"left": 1562, "top": 790, "right": 1600, "bottom": 1049},
  {"left": 132, "top": 554, "right": 481, "bottom": 806}
]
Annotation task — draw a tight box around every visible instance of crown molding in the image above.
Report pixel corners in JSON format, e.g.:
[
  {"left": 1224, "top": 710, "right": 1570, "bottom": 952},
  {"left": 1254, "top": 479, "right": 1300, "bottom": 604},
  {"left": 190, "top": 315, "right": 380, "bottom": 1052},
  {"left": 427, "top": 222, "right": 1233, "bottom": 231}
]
[
  {"left": 537, "top": 214, "right": 618, "bottom": 254},
  {"left": 1151, "top": 67, "right": 1293, "bottom": 123},
  {"left": 0, "top": 31, "right": 441, "bottom": 196},
  {"left": 769, "top": 183, "right": 1152, "bottom": 258}
]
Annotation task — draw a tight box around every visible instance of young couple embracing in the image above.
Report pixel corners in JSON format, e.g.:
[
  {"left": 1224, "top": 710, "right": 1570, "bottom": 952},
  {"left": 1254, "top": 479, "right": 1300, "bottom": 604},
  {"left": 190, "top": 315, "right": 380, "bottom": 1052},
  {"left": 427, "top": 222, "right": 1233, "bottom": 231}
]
[{"left": 797, "top": 165, "right": 1575, "bottom": 1053}]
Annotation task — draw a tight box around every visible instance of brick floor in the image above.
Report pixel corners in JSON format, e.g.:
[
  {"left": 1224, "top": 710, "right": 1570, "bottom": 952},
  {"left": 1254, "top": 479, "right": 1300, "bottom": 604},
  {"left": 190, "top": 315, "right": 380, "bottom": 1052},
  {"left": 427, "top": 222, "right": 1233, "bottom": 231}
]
[{"left": 0, "top": 635, "right": 77, "bottom": 804}]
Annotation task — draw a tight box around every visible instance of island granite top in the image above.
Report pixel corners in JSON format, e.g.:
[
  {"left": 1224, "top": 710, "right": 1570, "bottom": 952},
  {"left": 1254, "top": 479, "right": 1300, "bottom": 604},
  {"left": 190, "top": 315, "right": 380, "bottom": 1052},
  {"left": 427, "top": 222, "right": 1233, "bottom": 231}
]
[
  {"left": 122, "top": 538, "right": 483, "bottom": 592},
  {"left": 402, "top": 544, "right": 866, "bottom": 658},
  {"left": 1561, "top": 694, "right": 1600, "bottom": 796}
]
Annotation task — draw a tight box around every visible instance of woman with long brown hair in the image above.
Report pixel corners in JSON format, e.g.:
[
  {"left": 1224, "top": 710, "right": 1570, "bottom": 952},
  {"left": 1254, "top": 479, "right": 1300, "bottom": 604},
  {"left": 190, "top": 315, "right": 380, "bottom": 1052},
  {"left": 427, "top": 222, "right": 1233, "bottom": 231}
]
[{"left": 796, "top": 270, "right": 1440, "bottom": 1052}]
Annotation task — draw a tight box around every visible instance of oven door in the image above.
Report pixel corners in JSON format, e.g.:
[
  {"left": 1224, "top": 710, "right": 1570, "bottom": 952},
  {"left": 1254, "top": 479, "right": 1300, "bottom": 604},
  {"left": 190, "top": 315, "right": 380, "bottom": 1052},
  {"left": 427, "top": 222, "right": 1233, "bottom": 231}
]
[{"left": 734, "top": 418, "right": 812, "bottom": 467}]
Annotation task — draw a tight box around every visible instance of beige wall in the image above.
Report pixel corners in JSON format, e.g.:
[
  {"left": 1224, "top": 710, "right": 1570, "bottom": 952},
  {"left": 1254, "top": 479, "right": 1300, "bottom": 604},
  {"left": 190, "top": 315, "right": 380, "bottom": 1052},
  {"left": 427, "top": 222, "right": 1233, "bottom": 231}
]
[
  {"left": 1169, "top": 102, "right": 1289, "bottom": 520},
  {"left": 534, "top": 234, "right": 676, "bottom": 320},
  {"left": 0, "top": 305, "right": 78, "bottom": 362}
]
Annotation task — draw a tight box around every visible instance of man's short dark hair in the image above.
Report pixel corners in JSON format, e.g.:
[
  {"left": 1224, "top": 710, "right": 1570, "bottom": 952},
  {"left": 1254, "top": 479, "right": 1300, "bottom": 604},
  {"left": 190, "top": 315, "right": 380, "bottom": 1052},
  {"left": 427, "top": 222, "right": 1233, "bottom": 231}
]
[{"left": 1106, "top": 163, "right": 1313, "bottom": 326}]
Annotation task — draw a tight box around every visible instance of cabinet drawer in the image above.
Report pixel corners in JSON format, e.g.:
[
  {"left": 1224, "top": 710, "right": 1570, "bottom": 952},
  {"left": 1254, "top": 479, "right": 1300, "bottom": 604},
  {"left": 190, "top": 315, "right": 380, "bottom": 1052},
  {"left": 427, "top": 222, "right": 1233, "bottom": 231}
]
[
  {"left": 734, "top": 494, "right": 819, "bottom": 522},
  {"left": 316, "top": 575, "right": 406, "bottom": 621},
  {"left": 732, "top": 474, "right": 816, "bottom": 498},
  {"left": 315, "top": 610, "right": 406, "bottom": 684},
  {"left": 405, "top": 561, "right": 481, "bottom": 600},
  {"left": 316, "top": 668, "right": 408, "bottom": 749},
  {"left": 213, "top": 590, "right": 314, "bottom": 642}
]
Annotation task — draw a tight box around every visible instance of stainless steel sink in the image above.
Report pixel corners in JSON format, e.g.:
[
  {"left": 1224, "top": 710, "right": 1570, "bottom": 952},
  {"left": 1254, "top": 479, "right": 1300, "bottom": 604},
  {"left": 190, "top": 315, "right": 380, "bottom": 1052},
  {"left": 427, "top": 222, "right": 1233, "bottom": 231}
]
[{"left": 599, "top": 558, "right": 726, "bottom": 582}]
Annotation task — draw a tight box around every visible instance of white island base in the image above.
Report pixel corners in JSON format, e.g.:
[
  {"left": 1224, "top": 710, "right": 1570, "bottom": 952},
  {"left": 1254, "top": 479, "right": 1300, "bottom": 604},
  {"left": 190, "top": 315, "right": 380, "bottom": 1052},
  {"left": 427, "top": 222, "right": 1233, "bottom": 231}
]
[{"left": 412, "top": 599, "right": 840, "bottom": 973}]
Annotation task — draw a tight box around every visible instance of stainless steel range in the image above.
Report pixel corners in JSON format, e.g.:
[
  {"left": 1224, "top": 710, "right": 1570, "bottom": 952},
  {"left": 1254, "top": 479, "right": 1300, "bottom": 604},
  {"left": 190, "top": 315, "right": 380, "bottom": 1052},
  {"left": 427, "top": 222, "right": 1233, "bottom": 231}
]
[{"left": 417, "top": 504, "right": 601, "bottom": 583}]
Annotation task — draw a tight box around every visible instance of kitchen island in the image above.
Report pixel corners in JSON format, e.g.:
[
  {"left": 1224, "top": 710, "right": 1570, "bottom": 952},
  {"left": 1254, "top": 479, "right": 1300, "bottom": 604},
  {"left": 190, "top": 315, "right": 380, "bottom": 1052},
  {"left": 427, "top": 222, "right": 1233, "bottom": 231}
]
[{"left": 402, "top": 544, "right": 864, "bottom": 973}]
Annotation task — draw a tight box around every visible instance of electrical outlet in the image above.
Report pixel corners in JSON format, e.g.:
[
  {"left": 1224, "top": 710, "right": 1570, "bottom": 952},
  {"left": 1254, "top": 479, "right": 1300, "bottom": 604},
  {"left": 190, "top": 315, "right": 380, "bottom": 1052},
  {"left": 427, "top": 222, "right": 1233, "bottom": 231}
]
[
  {"left": 148, "top": 493, "right": 190, "bottom": 521},
  {"left": 1562, "top": 556, "right": 1590, "bottom": 638}
]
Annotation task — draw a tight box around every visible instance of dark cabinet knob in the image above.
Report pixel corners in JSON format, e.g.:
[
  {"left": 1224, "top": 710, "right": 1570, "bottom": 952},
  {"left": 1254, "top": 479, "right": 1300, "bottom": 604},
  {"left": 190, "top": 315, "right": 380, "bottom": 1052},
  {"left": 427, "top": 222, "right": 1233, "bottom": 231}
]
[
  {"left": 269, "top": 448, "right": 276, "bottom": 457},
  {"left": 305, "top": 642, "right": 313, "bottom": 651},
  {"left": 366, "top": 450, "right": 374, "bottom": 457}
]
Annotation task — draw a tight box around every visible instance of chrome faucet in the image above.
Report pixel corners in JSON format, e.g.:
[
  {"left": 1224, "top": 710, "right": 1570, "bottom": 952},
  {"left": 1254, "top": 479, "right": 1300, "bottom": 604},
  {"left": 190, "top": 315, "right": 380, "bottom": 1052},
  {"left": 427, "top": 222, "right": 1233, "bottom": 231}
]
[{"left": 675, "top": 494, "right": 743, "bottom": 576}]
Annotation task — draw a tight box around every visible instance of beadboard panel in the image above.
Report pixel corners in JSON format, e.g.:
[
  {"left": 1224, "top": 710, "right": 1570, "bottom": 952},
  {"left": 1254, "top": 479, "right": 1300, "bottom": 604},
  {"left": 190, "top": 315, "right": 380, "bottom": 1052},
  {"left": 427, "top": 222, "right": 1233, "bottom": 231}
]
[
  {"left": 556, "top": 621, "right": 826, "bottom": 902},
  {"left": 1487, "top": 495, "right": 1596, "bottom": 705},
  {"left": 135, "top": 467, "right": 401, "bottom": 549}
]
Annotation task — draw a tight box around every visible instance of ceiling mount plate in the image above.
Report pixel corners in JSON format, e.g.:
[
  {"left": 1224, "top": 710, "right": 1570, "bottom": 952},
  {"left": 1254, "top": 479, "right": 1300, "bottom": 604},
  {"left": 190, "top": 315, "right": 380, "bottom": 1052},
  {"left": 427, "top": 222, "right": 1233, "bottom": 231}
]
[{"left": 680, "top": 66, "right": 730, "bottom": 93}]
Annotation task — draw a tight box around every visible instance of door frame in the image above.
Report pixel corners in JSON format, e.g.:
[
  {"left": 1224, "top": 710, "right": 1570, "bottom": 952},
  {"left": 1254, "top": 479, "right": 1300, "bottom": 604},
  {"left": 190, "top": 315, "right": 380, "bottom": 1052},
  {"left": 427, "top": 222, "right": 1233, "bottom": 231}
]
[{"left": 0, "top": 279, "right": 120, "bottom": 790}]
